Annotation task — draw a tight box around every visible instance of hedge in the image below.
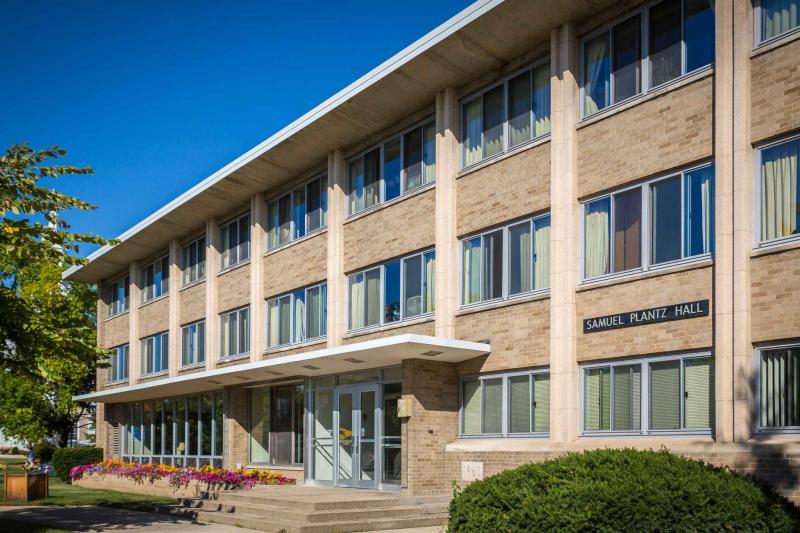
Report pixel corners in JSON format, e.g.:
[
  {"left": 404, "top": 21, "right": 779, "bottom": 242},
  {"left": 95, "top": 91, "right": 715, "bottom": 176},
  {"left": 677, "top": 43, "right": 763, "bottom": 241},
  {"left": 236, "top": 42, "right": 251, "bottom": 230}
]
[
  {"left": 52, "top": 447, "right": 104, "bottom": 483},
  {"left": 448, "top": 448, "right": 800, "bottom": 532}
]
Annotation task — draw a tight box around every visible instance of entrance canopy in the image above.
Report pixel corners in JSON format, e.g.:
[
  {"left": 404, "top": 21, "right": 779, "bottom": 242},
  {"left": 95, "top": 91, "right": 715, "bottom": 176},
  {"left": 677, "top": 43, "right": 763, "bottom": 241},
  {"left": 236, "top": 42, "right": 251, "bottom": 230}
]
[{"left": 76, "top": 334, "right": 490, "bottom": 403}]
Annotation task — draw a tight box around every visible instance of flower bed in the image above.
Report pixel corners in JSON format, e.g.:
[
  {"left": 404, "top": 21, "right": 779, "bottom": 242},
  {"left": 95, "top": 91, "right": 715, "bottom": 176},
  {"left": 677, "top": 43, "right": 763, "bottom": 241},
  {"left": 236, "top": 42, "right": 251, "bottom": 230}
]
[{"left": 70, "top": 460, "right": 295, "bottom": 491}]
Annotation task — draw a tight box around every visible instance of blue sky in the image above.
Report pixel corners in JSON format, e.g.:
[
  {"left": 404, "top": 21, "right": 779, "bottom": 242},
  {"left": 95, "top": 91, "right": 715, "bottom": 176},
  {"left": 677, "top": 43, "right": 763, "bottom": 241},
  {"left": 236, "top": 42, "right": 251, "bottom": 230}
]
[{"left": 1, "top": 0, "right": 472, "bottom": 257}]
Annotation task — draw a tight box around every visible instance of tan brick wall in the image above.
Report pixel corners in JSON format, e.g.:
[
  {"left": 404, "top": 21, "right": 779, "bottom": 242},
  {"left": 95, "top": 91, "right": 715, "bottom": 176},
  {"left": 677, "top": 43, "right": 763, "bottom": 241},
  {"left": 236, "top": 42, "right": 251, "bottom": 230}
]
[
  {"left": 577, "top": 75, "right": 713, "bottom": 198},
  {"left": 752, "top": 248, "right": 800, "bottom": 343},
  {"left": 102, "top": 315, "right": 130, "bottom": 349},
  {"left": 576, "top": 266, "right": 713, "bottom": 361},
  {"left": 217, "top": 265, "right": 250, "bottom": 313},
  {"left": 224, "top": 386, "right": 249, "bottom": 467},
  {"left": 138, "top": 297, "right": 169, "bottom": 338},
  {"left": 342, "top": 320, "right": 435, "bottom": 345},
  {"left": 456, "top": 142, "right": 551, "bottom": 237},
  {"left": 263, "top": 232, "right": 327, "bottom": 298},
  {"left": 454, "top": 298, "right": 550, "bottom": 373},
  {"left": 343, "top": 188, "right": 436, "bottom": 273},
  {"left": 751, "top": 39, "right": 800, "bottom": 144},
  {"left": 179, "top": 282, "right": 206, "bottom": 324}
]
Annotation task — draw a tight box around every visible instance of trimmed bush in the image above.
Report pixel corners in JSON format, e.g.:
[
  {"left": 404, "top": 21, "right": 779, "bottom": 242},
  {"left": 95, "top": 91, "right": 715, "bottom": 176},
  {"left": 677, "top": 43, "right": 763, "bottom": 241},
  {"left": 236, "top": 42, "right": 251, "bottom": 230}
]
[
  {"left": 53, "top": 447, "right": 103, "bottom": 482},
  {"left": 34, "top": 441, "right": 56, "bottom": 463},
  {"left": 448, "top": 448, "right": 800, "bottom": 532}
]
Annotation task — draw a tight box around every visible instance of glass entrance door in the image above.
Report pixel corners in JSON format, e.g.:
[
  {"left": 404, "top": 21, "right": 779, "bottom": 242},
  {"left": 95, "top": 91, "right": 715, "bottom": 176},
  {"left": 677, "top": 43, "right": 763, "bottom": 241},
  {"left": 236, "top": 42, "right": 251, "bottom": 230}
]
[{"left": 335, "top": 385, "right": 378, "bottom": 488}]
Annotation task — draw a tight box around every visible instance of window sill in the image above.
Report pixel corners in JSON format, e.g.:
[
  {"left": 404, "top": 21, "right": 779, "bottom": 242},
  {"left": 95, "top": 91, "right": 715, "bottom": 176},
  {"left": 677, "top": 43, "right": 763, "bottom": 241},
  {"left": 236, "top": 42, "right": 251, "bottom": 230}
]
[
  {"left": 751, "top": 236, "right": 800, "bottom": 258},
  {"left": 265, "top": 228, "right": 327, "bottom": 257},
  {"left": 263, "top": 337, "right": 326, "bottom": 356},
  {"left": 104, "top": 310, "right": 130, "bottom": 322},
  {"left": 105, "top": 379, "right": 129, "bottom": 387},
  {"left": 578, "top": 256, "right": 713, "bottom": 293},
  {"left": 458, "top": 134, "right": 551, "bottom": 178},
  {"left": 219, "top": 353, "right": 250, "bottom": 364},
  {"left": 139, "top": 371, "right": 168, "bottom": 380},
  {"left": 581, "top": 430, "right": 712, "bottom": 438},
  {"left": 139, "top": 293, "right": 169, "bottom": 309},
  {"left": 578, "top": 66, "right": 713, "bottom": 129},
  {"left": 180, "top": 362, "right": 206, "bottom": 371},
  {"left": 344, "top": 182, "right": 435, "bottom": 225},
  {"left": 344, "top": 314, "right": 434, "bottom": 339},
  {"left": 180, "top": 278, "right": 206, "bottom": 292},
  {"left": 218, "top": 259, "right": 251, "bottom": 277},
  {"left": 457, "top": 290, "right": 550, "bottom": 317},
  {"left": 752, "top": 27, "right": 800, "bottom": 58}
]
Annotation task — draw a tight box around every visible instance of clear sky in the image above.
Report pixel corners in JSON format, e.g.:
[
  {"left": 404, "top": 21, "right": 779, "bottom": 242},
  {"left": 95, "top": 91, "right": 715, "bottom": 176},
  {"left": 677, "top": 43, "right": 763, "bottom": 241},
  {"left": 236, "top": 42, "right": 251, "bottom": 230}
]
[{"left": 1, "top": 0, "right": 472, "bottom": 257}]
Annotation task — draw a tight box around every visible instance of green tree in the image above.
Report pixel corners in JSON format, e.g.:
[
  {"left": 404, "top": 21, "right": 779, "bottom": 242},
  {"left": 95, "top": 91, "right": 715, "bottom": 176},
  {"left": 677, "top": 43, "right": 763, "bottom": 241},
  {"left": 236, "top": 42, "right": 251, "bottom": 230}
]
[{"left": 0, "top": 144, "right": 111, "bottom": 446}]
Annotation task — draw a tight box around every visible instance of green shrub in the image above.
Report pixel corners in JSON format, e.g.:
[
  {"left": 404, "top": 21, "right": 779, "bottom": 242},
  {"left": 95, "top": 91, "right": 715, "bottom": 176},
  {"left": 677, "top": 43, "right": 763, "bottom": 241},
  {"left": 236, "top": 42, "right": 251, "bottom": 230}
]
[
  {"left": 52, "top": 447, "right": 103, "bottom": 482},
  {"left": 448, "top": 448, "right": 800, "bottom": 532},
  {"left": 34, "top": 441, "right": 56, "bottom": 463}
]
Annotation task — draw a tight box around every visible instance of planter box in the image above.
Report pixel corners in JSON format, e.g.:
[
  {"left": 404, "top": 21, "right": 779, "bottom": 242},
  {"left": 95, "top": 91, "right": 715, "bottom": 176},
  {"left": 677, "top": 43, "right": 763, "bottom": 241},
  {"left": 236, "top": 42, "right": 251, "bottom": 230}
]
[
  {"left": 75, "top": 475, "right": 208, "bottom": 498},
  {"left": 4, "top": 473, "right": 49, "bottom": 501}
]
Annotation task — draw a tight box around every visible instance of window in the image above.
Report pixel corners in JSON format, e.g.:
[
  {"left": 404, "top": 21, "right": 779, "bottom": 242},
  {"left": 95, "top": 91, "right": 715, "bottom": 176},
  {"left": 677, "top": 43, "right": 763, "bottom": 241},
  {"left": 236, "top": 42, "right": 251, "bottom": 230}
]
[
  {"left": 583, "top": 164, "right": 714, "bottom": 280},
  {"left": 181, "top": 321, "right": 205, "bottom": 367},
  {"left": 249, "top": 384, "right": 304, "bottom": 465},
  {"left": 108, "top": 344, "right": 129, "bottom": 383},
  {"left": 461, "top": 214, "right": 551, "bottom": 306},
  {"left": 141, "top": 332, "right": 169, "bottom": 376},
  {"left": 267, "top": 175, "right": 328, "bottom": 249},
  {"left": 220, "top": 213, "right": 251, "bottom": 270},
  {"left": 756, "top": 0, "right": 800, "bottom": 44},
  {"left": 220, "top": 307, "right": 249, "bottom": 359},
  {"left": 107, "top": 276, "right": 129, "bottom": 317},
  {"left": 582, "top": 354, "right": 713, "bottom": 434},
  {"left": 348, "top": 250, "right": 435, "bottom": 331},
  {"left": 141, "top": 256, "right": 169, "bottom": 303},
  {"left": 758, "top": 344, "right": 800, "bottom": 431},
  {"left": 182, "top": 237, "right": 206, "bottom": 286},
  {"left": 582, "top": 0, "right": 714, "bottom": 116},
  {"left": 461, "top": 370, "right": 550, "bottom": 436},
  {"left": 266, "top": 282, "right": 327, "bottom": 348},
  {"left": 462, "top": 61, "right": 551, "bottom": 168},
  {"left": 347, "top": 119, "right": 435, "bottom": 215},
  {"left": 758, "top": 136, "right": 800, "bottom": 245}
]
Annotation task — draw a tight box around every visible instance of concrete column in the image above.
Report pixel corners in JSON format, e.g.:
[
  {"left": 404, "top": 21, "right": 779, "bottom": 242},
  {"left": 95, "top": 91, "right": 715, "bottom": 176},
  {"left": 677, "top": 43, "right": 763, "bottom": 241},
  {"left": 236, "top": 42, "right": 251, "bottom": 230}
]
[
  {"left": 128, "top": 262, "right": 141, "bottom": 384},
  {"left": 205, "top": 218, "right": 220, "bottom": 368},
  {"left": 96, "top": 285, "right": 106, "bottom": 388},
  {"left": 168, "top": 239, "right": 181, "bottom": 376},
  {"left": 434, "top": 88, "right": 459, "bottom": 338},
  {"left": 732, "top": 0, "right": 754, "bottom": 442},
  {"left": 713, "top": 0, "right": 735, "bottom": 443},
  {"left": 326, "top": 150, "right": 347, "bottom": 347},
  {"left": 549, "top": 22, "right": 580, "bottom": 444},
  {"left": 250, "top": 193, "right": 266, "bottom": 361}
]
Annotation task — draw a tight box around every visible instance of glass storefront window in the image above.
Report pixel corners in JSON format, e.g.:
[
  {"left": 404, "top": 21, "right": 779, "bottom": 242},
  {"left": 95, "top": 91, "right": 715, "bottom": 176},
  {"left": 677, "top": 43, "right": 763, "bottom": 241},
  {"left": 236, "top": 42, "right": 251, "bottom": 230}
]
[{"left": 248, "top": 384, "right": 304, "bottom": 466}]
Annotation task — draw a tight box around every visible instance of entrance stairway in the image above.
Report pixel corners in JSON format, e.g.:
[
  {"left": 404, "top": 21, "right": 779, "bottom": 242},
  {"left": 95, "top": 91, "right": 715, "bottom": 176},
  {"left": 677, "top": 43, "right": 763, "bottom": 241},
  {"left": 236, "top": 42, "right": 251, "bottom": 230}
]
[{"left": 159, "top": 485, "right": 450, "bottom": 532}]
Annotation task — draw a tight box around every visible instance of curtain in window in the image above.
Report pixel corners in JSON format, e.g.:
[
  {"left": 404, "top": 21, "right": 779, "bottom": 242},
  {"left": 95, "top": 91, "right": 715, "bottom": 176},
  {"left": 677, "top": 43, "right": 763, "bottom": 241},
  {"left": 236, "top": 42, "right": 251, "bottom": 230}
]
[
  {"left": 483, "top": 378, "right": 503, "bottom": 433},
  {"left": 509, "top": 376, "right": 531, "bottom": 433},
  {"left": 533, "top": 374, "right": 550, "bottom": 433},
  {"left": 509, "top": 222, "right": 532, "bottom": 295},
  {"left": 584, "top": 33, "right": 609, "bottom": 115},
  {"left": 220, "top": 314, "right": 231, "bottom": 356},
  {"left": 293, "top": 188, "right": 306, "bottom": 239},
  {"left": 685, "top": 166, "right": 715, "bottom": 256},
  {"left": 366, "top": 270, "right": 381, "bottom": 327},
  {"left": 424, "top": 252, "right": 435, "bottom": 314},
  {"left": 684, "top": 357, "right": 713, "bottom": 429},
  {"left": 307, "top": 286, "right": 321, "bottom": 339},
  {"left": 508, "top": 71, "right": 532, "bottom": 148},
  {"left": 423, "top": 122, "right": 436, "bottom": 185},
  {"left": 463, "top": 99, "right": 482, "bottom": 166},
  {"left": 584, "top": 199, "right": 610, "bottom": 278},
  {"left": 612, "top": 365, "right": 641, "bottom": 431},
  {"left": 760, "top": 348, "right": 800, "bottom": 427},
  {"left": 584, "top": 368, "right": 610, "bottom": 431},
  {"left": 462, "top": 238, "right": 481, "bottom": 304},
  {"left": 533, "top": 64, "right": 551, "bottom": 137},
  {"left": 534, "top": 217, "right": 550, "bottom": 290},
  {"left": 404, "top": 127, "right": 423, "bottom": 191},
  {"left": 762, "top": 0, "right": 800, "bottom": 41},
  {"left": 483, "top": 86, "right": 504, "bottom": 159},
  {"left": 761, "top": 141, "right": 799, "bottom": 241},
  {"left": 349, "top": 275, "right": 364, "bottom": 329},
  {"left": 348, "top": 159, "right": 364, "bottom": 215},
  {"left": 293, "top": 291, "right": 305, "bottom": 344},
  {"left": 267, "top": 300, "right": 279, "bottom": 347},
  {"left": 650, "top": 360, "right": 681, "bottom": 430},
  {"left": 462, "top": 380, "right": 481, "bottom": 434}
]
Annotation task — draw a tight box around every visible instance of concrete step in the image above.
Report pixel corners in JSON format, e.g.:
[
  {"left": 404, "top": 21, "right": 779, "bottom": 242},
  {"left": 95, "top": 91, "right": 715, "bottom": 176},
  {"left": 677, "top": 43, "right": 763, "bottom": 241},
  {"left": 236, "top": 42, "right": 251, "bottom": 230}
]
[
  {"left": 197, "top": 490, "right": 446, "bottom": 511},
  {"left": 201, "top": 500, "right": 448, "bottom": 523}
]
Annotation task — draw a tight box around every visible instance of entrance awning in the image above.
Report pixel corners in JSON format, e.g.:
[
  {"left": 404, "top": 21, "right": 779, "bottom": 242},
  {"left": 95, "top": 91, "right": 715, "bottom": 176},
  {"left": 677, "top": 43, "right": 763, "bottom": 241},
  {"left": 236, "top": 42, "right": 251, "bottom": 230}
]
[{"left": 76, "top": 334, "right": 490, "bottom": 403}]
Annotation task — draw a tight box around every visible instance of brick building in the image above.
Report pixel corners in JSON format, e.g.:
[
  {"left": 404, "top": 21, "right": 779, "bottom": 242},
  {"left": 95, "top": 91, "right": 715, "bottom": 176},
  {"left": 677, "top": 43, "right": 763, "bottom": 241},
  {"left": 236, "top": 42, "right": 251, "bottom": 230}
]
[{"left": 67, "top": 0, "right": 800, "bottom": 499}]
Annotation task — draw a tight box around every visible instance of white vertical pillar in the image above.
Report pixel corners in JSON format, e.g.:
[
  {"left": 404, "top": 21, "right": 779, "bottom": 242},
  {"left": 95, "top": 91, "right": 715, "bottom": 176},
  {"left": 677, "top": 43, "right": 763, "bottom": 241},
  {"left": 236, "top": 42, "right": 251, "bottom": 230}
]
[
  {"left": 250, "top": 193, "right": 266, "bottom": 361},
  {"left": 168, "top": 239, "right": 181, "bottom": 376},
  {"left": 128, "top": 262, "right": 141, "bottom": 384},
  {"left": 205, "top": 218, "right": 220, "bottom": 368},
  {"left": 327, "top": 150, "right": 347, "bottom": 347}
]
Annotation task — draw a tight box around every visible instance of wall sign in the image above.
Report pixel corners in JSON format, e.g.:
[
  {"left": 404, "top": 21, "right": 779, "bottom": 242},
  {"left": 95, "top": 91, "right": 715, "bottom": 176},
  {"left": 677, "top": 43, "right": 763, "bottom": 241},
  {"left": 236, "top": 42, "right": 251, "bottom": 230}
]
[{"left": 583, "top": 299, "right": 709, "bottom": 333}]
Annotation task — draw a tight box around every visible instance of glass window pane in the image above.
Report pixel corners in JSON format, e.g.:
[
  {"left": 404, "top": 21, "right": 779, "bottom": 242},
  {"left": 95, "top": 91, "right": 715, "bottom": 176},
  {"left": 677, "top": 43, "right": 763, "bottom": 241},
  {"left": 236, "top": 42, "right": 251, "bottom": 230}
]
[
  {"left": 187, "top": 398, "right": 198, "bottom": 456},
  {"left": 240, "top": 308, "right": 250, "bottom": 354},
  {"left": 613, "top": 188, "right": 642, "bottom": 272},
  {"left": 759, "top": 139, "right": 799, "bottom": 242},
  {"left": 462, "top": 237, "right": 481, "bottom": 304},
  {"left": 509, "top": 222, "right": 532, "bottom": 295},
  {"left": 649, "top": 0, "right": 682, "bottom": 87},
  {"left": 483, "top": 86, "right": 504, "bottom": 159},
  {"left": 239, "top": 215, "right": 250, "bottom": 261},
  {"left": 403, "top": 255, "right": 423, "bottom": 318},
  {"left": 584, "top": 367, "right": 610, "bottom": 431},
  {"left": 482, "top": 230, "right": 503, "bottom": 301},
  {"left": 533, "top": 374, "right": 550, "bottom": 433},
  {"left": 364, "top": 149, "right": 381, "bottom": 210},
  {"left": 509, "top": 376, "right": 531, "bottom": 433},
  {"left": 348, "top": 158, "right": 365, "bottom": 215},
  {"left": 612, "top": 15, "right": 641, "bottom": 103},
  {"left": 176, "top": 399, "right": 186, "bottom": 457},
  {"left": 651, "top": 176, "right": 682, "bottom": 264},
  {"left": 197, "top": 322, "right": 205, "bottom": 363},
  {"left": 153, "top": 400, "right": 162, "bottom": 455},
  {"left": 267, "top": 299, "right": 280, "bottom": 347},
  {"left": 293, "top": 188, "right": 306, "bottom": 239},
  {"left": 366, "top": 269, "right": 382, "bottom": 327},
  {"left": 277, "top": 195, "right": 291, "bottom": 246},
  {"left": 348, "top": 273, "right": 364, "bottom": 330},
  {"left": 462, "top": 98, "right": 482, "bottom": 166},
  {"left": 650, "top": 360, "right": 681, "bottom": 430},
  {"left": 684, "top": 357, "right": 714, "bottom": 429},
  {"left": 760, "top": 348, "right": 800, "bottom": 428},
  {"left": 684, "top": 0, "right": 715, "bottom": 71},
  {"left": 612, "top": 364, "right": 642, "bottom": 431},
  {"left": 384, "top": 138, "right": 401, "bottom": 201},
  {"left": 533, "top": 216, "right": 551, "bottom": 290},
  {"left": 422, "top": 251, "right": 435, "bottom": 314},
  {"left": 250, "top": 388, "right": 270, "bottom": 463},
  {"left": 532, "top": 63, "right": 551, "bottom": 137},
  {"left": 164, "top": 399, "right": 174, "bottom": 456},
  {"left": 422, "top": 121, "right": 436, "bottom": 185},
  {"left": 307, "top": 178, "right": 323, "bottom": 232},
  {"left": 201, "top": 395, "right": 212, "bottom": 456},
  {"left": 584, "top": 32, "right": 610, "bottom": 114},
  {"left": 214, "top": 393, "right": 223, "bottom": 457},
  {"left": 584, "top": 198, "right": 611, "bottom": 278},
  {"left": 306, "top": 286, "right": 322, "bottom": 339},
  {"left": 403, "top": 126, "right": 423, "bottom": 191},
  {"left": 292, "top": 289, "right": 305, "bottom": 343},
  {"left": 685, "top": 166, "right": 715, "bottom": 256},
  {"left": 508, "top": 70, "right": 532, "bottom": 148},
  {"left": 267, "top": 201, "right": 279, "bottom": 249},
  {"left": 760, "top": 0, "right": 799, "bottom": 42},
  {"left": 462, "top": 380, "right": 481, "bottom": 434},
  {"left": 383, "top": 261, "right": 400, "bottom": 323},
  {"left": 482, "top": 378, "right": 503, "bottom": 434},
  {"left": 181, "top": 327, "right": 189, "bottom": 366}
]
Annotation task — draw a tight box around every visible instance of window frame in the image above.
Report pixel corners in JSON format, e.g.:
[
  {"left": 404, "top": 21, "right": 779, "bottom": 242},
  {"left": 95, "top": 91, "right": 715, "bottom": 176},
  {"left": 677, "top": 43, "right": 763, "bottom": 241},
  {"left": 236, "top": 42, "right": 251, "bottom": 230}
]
[
  {"left": 346, "top": 249, "right": 435, "bottom": 333},
  {"left": 140, "top": 332, "right": 169, "bottom": 377},
  {"left": 459, "top": 57, "right": 552, "bottom": 170},
  {"left": 108, "top": 344, "right": 129, "bottom": 383},
  {"left": 580, "top": 161, "right": 714, "bottom": 283},
  {"left": 754, "top": 132, "right": 800, "bottom": 248},
  {"left": 580, "top": 351, "right": 714, "bottom": 437},
  {"left": 140, "top": 255, "right": 170, "bottom": 304},
  {"left": 219, "top": 306, "right": 250, "bottom": 360},
  {"left": 579, "top": 0, "right": 715, "bottom": 119},
  {"left": 266, "top": 174, "right": 328, "bottom": 251},
  {"left": 181, "top": 320, "right": 206, "bottom": 368},
  {"left": 346, "top": 116, "right": 436, "bottom": 217},
  {"left": 458, "top": 368, "right": 551, "bottom": 438},
  {"left": 181, "top": 235, "right": 206, "bottom": 287},
  {"left": 219, "top": 212, "right": 251, "bottom": 271},
  {"left": 265, "top": 281, "right": 327, "bottom": 349},
  {"left": 754, "top": 341, "right": 800, "bottom": 434},
  {"left": 107, "top": 275, "right": 130, "bottom": 318},
  {"left": 459, "top": 213, "right": 551, "bottom": 308},
  {"left": 754, "top": 0, "right": 800, "bottom": 47}
]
